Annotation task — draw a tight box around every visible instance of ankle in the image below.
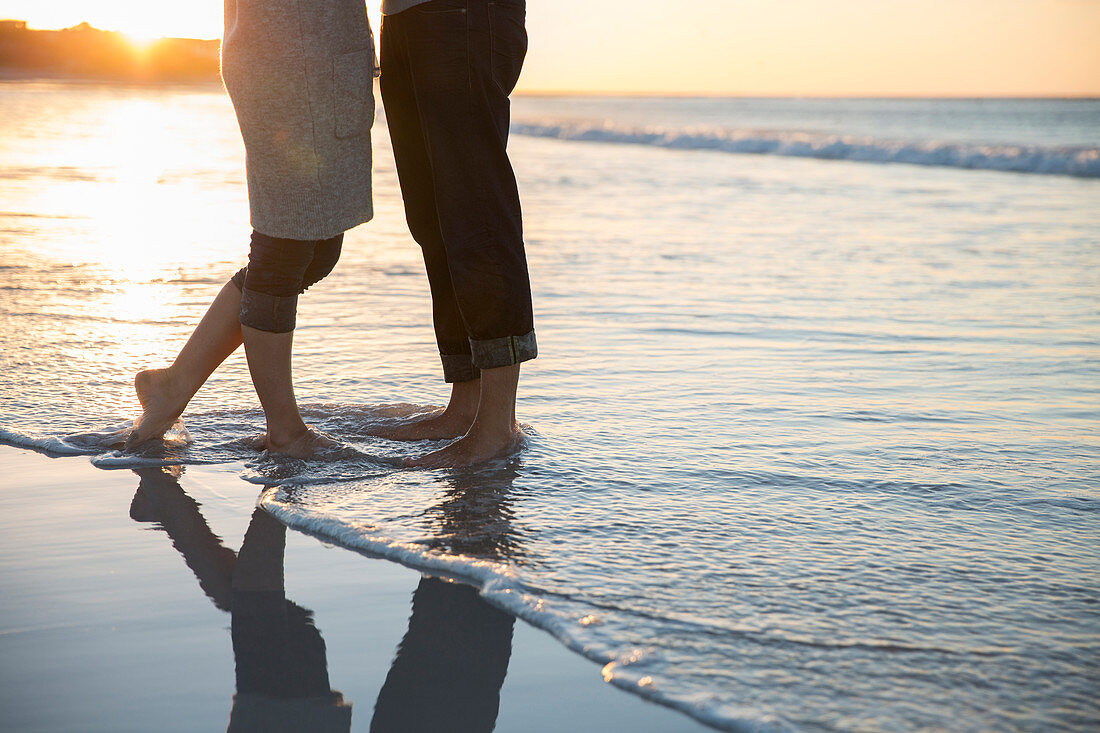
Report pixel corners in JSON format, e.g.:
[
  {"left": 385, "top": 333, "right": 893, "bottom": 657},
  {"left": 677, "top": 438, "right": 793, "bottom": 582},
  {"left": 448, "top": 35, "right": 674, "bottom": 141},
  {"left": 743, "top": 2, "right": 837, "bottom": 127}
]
[
  {"left": 469, "top": 413, "right": 519, "bottom": 438},
  {"left": 441, "top": 401, "right": 478, "bottom": 422},
  {"left": 265, "top": 423, "right": 310, "bottom": 449},
  {"left": 446, "top": 379, "right": 481, "bottom": 420},
  {"left": 160, "top": 365, "right": 200, "bottom": 402}
]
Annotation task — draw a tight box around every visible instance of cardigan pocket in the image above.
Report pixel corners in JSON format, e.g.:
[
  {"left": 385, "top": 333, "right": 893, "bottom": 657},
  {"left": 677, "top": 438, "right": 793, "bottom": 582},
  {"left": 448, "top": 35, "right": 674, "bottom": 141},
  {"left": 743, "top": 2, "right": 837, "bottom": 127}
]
[{"left": 333, "top": 48, "right": 375, "bottom": 139}]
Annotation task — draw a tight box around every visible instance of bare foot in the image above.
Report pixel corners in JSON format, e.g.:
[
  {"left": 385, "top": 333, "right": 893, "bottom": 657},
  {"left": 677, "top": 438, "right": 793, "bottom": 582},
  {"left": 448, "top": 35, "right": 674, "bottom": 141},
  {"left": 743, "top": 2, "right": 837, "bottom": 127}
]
[
  {"left": 405, "top": 423, "right": 523, "bottom": 469},
  {"left": 128, "top": 368, "right": 190, "bottom": 447},
  {"left": 375, "top": 379, "right": 481, "bottom": 441},
  {"left": 265, "top": 426, "right": 340, "bottom": 459},
  {"left": 371, "top": 408, "right": 476, "bottom": 441}
]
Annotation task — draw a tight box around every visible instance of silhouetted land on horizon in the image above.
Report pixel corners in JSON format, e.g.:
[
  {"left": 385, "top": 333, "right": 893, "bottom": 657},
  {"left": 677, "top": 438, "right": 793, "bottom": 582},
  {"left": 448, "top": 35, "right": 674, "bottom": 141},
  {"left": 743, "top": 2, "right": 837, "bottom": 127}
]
[{"left": 0, "top": 20, "right": 220, "bottom": 81}]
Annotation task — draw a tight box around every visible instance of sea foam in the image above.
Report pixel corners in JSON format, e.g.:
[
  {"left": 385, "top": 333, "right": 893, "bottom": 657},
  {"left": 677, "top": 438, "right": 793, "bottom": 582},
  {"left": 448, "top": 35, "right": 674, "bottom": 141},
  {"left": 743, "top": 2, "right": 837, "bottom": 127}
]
[
  {"left": 259, "top": 486, "right": 791, "bottom": 733},
  {"left": 511, "top": 120, "right": 1100, "bottom": 178},
  {"left": 0, "top": 426, "right": 100, "bottom": 456}
]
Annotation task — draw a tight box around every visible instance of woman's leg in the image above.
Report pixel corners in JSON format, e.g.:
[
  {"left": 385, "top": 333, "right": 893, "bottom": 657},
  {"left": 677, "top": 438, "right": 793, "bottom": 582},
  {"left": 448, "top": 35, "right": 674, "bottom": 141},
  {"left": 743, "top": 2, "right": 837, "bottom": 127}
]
[
  {"left": 130, "top": 231, "right": 342, "bottom": 455},
  {"left": 238, "top": 231, "right": 342, "bottom": 458},
  {"left": 241, "top": 325, "right": 314, "bottom": 454},
  {"left": 129, "top": 279, "right": 245, "bottom": 445}
]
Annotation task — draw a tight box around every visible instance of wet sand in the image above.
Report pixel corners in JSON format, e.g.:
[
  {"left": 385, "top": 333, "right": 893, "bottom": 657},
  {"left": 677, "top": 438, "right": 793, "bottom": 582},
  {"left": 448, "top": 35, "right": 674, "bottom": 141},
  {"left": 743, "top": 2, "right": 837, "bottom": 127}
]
[{"left": 0, "top": 445, "right": 709, "bottom": 732}]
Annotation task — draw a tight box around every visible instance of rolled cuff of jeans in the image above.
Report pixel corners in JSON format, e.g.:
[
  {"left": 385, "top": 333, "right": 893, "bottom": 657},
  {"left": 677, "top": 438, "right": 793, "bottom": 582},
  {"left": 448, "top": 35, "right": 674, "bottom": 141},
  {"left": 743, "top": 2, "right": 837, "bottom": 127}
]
[
  {"left": 239, "top": 288, "right": 298, "bottom": 333},
  {"left": 470, "top": 330, "right": 537, "bottom": 370},
  {"left": 441, "top": 353, "right": 481, "bottom": 383},
  {"left": 229, "top": 268, "right": 247, "bottom": 291}
]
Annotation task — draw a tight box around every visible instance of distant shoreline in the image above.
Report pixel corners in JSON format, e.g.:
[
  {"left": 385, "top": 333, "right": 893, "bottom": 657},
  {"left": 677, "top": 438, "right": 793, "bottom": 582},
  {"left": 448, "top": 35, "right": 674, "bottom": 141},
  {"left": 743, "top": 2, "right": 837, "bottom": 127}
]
[
  {"left": 1, "top": 74, "right": 1096, "bottom": 102},
  {"left": 0, "top": 21, "right": 221, "bottom": 82}
]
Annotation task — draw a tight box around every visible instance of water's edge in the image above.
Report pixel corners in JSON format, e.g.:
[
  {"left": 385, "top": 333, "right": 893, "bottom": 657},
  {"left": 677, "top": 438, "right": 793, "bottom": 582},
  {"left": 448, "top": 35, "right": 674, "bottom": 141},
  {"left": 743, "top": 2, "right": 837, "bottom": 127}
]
[{"left": 261, "top": 489, "right": 785, "bottom": 733}]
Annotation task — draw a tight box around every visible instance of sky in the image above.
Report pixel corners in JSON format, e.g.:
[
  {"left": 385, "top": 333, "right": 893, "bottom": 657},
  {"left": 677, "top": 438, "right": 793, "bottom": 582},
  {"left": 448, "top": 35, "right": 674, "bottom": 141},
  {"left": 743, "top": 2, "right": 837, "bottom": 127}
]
[{"left": 1, "top": 0, "right": 1097, "bottom": 96}]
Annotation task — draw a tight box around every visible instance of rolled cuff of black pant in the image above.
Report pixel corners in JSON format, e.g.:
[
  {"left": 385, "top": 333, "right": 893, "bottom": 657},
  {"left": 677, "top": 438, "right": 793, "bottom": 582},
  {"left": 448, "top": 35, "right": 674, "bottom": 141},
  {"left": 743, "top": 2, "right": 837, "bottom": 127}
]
[
  {"left": 239, "top": 288, "right": 298, "bottom": 333},
  {"left": 440, "top": 353, "right": 481, "bottom": 383},
  {"left": 470, "top": 331, "right": 537, "bottom": 370}
]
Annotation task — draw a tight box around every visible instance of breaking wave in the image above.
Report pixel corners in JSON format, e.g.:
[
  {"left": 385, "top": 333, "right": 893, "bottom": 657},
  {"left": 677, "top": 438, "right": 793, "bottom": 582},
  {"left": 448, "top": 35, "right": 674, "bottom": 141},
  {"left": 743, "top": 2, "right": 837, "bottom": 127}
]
[{"left": 510, "top": 120, "right": 1100, "bottom": 178}]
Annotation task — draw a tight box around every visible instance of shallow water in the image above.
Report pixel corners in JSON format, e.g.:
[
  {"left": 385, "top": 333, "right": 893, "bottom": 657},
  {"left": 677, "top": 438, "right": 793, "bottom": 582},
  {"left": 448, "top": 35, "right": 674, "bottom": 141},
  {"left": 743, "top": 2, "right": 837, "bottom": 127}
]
[
  {"left": 1, "top": 82, "right": 1099, "bottom": 731},
  {"left": 0, "top": 448, "right": 708, "bottom": 733}
]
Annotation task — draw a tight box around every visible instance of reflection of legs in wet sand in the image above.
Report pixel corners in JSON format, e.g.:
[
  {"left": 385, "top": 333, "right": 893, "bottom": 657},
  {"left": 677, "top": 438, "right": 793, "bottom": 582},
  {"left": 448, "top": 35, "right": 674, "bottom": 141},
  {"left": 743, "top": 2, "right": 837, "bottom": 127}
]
[
  {"left": 129, "top": 235, "right": 344, "bottom": 458},
  {"left": 371, "top": 576, "right": 514, "bottom": 733},
  {"left": 128, "top": 466, "right": 238, "bottom": 608},
  {"left": 229, "top": 505, "right": 350, "bottom": 733},
  {"left": 372, "top": 462, "right": 520, "bottom": 732},
  {"left": 129, "top": 468, "right": 350, "bottom": 732}
]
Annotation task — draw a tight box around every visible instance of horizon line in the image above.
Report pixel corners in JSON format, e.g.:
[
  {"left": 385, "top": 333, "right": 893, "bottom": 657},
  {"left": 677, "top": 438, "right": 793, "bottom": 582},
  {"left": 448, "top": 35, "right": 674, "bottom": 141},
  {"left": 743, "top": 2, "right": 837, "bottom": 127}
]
[
  {"left": 4, "top": 20, "right": 1098, "bottom": 100},
  {"left": 514, "top": 90, "right": 1100, "bottom": 101},
  {"left": 1, "top": 75, "right": 1097, "bottom": 100}
]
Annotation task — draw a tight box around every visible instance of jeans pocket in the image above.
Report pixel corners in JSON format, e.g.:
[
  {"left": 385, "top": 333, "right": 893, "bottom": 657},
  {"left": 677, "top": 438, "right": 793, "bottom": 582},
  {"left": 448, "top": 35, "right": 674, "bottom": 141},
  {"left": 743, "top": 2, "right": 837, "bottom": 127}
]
[
  {"left": 488, "top": 1, "right": 527, "bottom": 96},
  {"left": 333, "top": 48, "right": 376, "bottom": 139}
]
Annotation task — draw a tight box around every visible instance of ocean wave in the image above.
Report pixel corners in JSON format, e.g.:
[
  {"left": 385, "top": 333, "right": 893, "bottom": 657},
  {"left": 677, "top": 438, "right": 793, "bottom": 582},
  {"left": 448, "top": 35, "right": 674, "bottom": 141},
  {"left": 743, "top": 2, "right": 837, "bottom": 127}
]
[{"left": 510, "top": 121, "right": 1100, "bottom": 178}]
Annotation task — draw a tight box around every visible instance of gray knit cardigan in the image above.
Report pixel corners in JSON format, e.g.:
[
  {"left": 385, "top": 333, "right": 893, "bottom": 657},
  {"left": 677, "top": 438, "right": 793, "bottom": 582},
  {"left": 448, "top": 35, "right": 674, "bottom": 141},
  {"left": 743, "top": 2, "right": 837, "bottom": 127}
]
[{"left": 221, "top": 0, "right": 376, "bottom": 240}]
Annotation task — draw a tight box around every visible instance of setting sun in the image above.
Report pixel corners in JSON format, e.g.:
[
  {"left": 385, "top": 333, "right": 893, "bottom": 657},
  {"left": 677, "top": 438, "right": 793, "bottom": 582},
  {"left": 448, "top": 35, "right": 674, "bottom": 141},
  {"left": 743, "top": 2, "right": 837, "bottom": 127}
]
[
  {"left": 1, "top": 0, "right": 1098, "bottom": 95},
  {"left": 122, "top": 30, "right": 163, "bottom": 51}
]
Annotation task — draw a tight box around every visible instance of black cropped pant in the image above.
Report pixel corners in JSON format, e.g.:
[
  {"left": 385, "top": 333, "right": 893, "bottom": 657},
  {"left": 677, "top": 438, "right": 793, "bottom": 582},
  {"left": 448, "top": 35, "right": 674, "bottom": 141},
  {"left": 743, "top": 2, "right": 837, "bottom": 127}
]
[
  {"left": 229, "top": 230, "right": 343, "bottom": 333},
  {"left": 381, "top": 0, "right": 537, "bottom": 383}
]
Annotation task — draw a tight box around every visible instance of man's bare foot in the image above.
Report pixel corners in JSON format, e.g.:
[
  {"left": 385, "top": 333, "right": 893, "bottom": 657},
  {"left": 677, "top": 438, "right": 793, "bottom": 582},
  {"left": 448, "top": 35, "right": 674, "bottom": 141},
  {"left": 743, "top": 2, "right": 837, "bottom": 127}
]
[
  {"left": 265, "top": 426, "right": 339, "bottom": 459},
  {"left": 374, "top": 378, "right": 480, "bottom": 441},
  {"left": 405, "top": 423, "right": 523, "bottom": 469},
  {"left": 128, "top": 368, "right": 190, "bottom": 446},
  {"left": 371, "top": 407, "right": 476, "bottom": 441}
]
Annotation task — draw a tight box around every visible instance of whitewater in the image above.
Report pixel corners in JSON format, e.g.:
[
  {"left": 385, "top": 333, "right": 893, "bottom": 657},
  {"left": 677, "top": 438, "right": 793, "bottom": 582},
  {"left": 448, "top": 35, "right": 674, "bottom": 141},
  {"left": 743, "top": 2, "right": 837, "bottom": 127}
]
[
  {"left": 511, "top": 120, "right": 1100, "bottom": 177},
  {"left": 2, "top": 85, "right": 1098, "bottom": 731}
]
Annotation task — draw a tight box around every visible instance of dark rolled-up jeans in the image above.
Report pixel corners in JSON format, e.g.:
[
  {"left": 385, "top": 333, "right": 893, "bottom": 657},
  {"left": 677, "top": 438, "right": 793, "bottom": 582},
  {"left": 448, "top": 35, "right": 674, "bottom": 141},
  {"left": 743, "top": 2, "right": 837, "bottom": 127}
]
[
  {"left": 229, "top": 230, "right": 343, "bottom": 333},
  {"left": 381, "top": 0, "right": 537, "bottom": 383}
]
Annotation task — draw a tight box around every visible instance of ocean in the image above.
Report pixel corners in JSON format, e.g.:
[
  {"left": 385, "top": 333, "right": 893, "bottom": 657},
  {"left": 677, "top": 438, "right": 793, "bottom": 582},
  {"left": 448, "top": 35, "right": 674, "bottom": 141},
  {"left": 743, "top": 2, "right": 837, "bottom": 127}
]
[{"left": 1, "top": 81, "right": 1098, "bottom": 731}]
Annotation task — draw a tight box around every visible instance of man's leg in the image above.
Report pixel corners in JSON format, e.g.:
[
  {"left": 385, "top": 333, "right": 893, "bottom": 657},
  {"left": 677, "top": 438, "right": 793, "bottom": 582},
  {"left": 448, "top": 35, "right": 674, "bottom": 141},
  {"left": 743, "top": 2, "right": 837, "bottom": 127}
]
[
  {"left": 407, "top": 363, "right": 522, "bottom": 468},
  {"left": 400, "top": 0, "right": 536, "bottom": 467},
  {"left": 374, "top": 8, "right": 481, "bottom": 441}
]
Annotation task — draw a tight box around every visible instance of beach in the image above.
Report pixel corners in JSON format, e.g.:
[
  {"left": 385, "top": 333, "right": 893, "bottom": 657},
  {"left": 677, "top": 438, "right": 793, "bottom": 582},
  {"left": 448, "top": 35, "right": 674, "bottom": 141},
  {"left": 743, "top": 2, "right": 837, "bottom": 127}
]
[
  {"left": 0, "top": 445, "right": 709, "bottom": 732},
  {"left": 1, "top": 81, "right": 1098, "bottom": 731}
]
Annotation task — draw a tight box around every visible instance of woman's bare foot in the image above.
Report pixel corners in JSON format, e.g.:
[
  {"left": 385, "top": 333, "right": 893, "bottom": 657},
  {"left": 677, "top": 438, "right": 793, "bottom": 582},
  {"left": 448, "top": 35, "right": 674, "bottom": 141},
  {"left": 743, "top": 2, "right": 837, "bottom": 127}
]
[
  {"left": 371, "top": 407, "right": 476, "bottom": 441},
  {"left": 265, "top": 426, "right": 339, "bottom": 459},
  {"left": 404, "top": 422, "right": 523, "bottom": 469},
  {"left": 128, "top": 368, "right": 191, "bottom": 446}
]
